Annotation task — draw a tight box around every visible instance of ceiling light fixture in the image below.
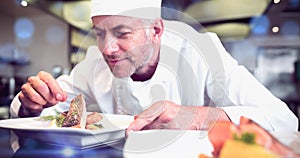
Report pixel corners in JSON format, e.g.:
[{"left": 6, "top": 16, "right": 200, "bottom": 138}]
[
  {"left": 272, "top": 26, "right": 279, "bottom": 33},
  {"left": 273, "top": 0, "right": 280, "bottom": 4},
  {"left": 21, "top": 0, "right": 28, "bottom": 7}
]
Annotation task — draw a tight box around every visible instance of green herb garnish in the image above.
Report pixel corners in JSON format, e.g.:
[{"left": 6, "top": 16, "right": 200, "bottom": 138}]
[
  {"left": 37, "top": 110, "right": 66, "bottom": 127},
  {"left": 38, "top": 115, "right": 56, "bottom": 121},
  {"left": 55, "top": 114, "right": 66, "bottom": 127},
  {"left": 93, "top": 123, "right": 103, "bottom": 128},
  {"left": 233, "top": 132, "right": 256, "bottom": 144}
]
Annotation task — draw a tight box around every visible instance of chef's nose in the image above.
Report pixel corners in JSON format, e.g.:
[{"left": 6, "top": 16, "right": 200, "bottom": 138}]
[{"left": 102, "top": 38, "right": 119, "bottom": 55}]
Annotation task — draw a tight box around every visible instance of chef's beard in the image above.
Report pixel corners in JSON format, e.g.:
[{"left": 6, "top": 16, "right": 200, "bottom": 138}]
[
  {"left": 109, "top": 44, "right": 154, "bottom": 79},
  {"left": 109, "top": 55, "right": 136, "bottom": 78}
]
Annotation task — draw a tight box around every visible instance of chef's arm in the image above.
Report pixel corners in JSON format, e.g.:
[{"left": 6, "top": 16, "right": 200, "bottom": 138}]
[
  {"left": 217, "top": 63, "right": 298, "bottom": 132},
  {"left": 211, "top": 60, "right": 298, "bottom": 131},
  {"left": 126, "top": 101, "right": 230, "bottom": 135},
  {"left": 205, "top": 33, "right": 298, "bottom": 132}
]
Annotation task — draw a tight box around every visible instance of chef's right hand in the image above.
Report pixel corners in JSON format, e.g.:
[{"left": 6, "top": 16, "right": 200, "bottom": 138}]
[{"left": 18, "top": 71, "right": 67, "bottom": 117}]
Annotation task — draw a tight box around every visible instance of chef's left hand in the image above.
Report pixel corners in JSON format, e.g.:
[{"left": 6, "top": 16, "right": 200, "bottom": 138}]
[{"left": 126, "top": 100, "right": 230, "bottom": 136}]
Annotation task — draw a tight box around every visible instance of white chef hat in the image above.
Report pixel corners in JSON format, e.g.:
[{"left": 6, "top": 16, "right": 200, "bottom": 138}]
[{"left": 90, "top": 0, "right": 162, "bottom": 19}]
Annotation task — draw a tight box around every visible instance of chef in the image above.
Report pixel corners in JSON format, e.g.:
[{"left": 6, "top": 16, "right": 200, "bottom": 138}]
[{"left": 10, "top": 0, "right": 298, "bottom": 133}]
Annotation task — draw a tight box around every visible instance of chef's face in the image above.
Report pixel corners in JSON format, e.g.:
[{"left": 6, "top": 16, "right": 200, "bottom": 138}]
[{"left": 92, "top": 15, "right": 158, "bottom": 78}]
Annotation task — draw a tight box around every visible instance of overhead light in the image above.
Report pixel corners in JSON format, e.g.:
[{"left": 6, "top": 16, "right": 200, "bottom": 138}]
[
  {"left": 203, "top": 23, "right": 250, "bottom": 40},
  {"left": 184, "top": 0, "right": 270, "bottom": 22},
  {"left": 63, "top": 1, "right": 91, "bottom": 31},
  {"left": 273, "top": 0, "right": 280, "bottom": 4},
  {"left": 272, "top": 26, "right": 279, "bottom": 33},
  {"left": 21, "top": 0, "right": 28, "bottom": 7}
]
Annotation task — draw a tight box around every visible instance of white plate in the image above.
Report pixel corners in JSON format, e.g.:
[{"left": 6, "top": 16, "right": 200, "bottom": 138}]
[
  {"left": 0, "top": 113, "right": 134, "bottom": 149},
  {"left": 123, "top": 130, "right": 300, "bottom": 158},
  {"left": 123, "top": 130, "right": 214, "bottom": 158}
]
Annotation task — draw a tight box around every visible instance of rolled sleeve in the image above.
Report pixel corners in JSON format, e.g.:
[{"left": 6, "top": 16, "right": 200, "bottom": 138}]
[{"left": 222, "top": 105, "right": 298, "bottom": 132}]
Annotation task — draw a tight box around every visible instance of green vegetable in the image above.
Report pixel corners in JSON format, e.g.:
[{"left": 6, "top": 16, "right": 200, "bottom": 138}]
[
  {"left": 233, "top": 132, "right": 256, "bottom": 144},
  {"left": 55, "top": 114, "right": 66, "bottom": 127},
  {"left": 37, "top": 110, "right": 66, "bottom": 127},
  {"left": 38, "top": 115, "right": 56, "bottom": 121},
  {"left": 86, "top": 123, "right": 103, "bottom": 130},
  {"left": 93, "top": 123, "right": 103, "bottom": 128}
]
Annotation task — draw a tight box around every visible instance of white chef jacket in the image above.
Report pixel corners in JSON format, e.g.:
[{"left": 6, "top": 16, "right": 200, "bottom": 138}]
[{"left": 10, "top": 20, "right": 298, "bottom": 132}]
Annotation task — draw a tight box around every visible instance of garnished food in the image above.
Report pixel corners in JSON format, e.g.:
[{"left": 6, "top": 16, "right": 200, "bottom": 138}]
[
  {"left": 201, "top": 116, "right": 300, "bottom": 158},
  {"left": 38, "top": 94, "right": 103, "bottom": 130},
  {"left": 86, "top": 112, "right": 103, "bottom": 125},
  {"left": 218, "top": 139, "right": 279, "bottom": 158},
  {"left": 62, "top": 94, "right": 87, "bottom": 128},
  {"left": 39, "top": 110, "right": 67, "bottom": 127},
  {"left": 86, "top": 123, "right": 104, "bottom": 130}
]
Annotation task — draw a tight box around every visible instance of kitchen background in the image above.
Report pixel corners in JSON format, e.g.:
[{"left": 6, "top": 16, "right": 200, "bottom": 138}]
[{"left": 0, "top": 0, "right": 299, "bottom": 121}]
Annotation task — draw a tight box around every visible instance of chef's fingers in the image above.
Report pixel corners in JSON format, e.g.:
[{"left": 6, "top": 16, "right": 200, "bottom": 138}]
[
  {"left": 127, "top": 115, "right": 158, "bottom": 132},
  {"left": 21, "top": 83, "right": 48, "bottom": 106},
  {"left": 19, "top": 92, "right": 44, "bottom": 117},
  {"left": 142, "top": 108, "right": 178, "bottom": 130},
  {"left": 141, "top": 117, "right": 169, "bottom": 130},
  {"left": 27, "top": 76, "right": 59, "bottom": 105},
  {"left": 126, "top": 101, "right": 167, "bottom": 134},
  {"left": 36, "top": 71, "right": 67, "bottom": 102}
]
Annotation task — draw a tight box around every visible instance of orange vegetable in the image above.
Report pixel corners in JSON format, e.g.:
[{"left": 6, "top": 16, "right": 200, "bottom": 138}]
[{"left": 207, "top": 116, "right": 300, "bottom": 158}]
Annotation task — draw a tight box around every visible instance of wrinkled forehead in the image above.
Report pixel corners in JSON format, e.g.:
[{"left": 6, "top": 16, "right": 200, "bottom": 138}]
[{"left": 92, "top": 15, "right": 146, "bottom": 29}]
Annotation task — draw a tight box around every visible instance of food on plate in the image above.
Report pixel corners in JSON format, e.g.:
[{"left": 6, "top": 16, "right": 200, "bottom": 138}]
[
  {"left": 46, "top": 111, "right": 68, "bottom": 128},
  {"left": 218, "top": 139, "right": 278, "bottom": 158},
  {"left": 201, "top": 116, "right": 299, "bottom": 158},
  {"left": 86, "top": 112, "right": 103, "bottom": 130},
  {"left": 38, "top": 94, "right": 103, "bottom": 130},
  {"left": 62, "top": 94, "right": 87, "bottom": 128},
  {"left": 86, "top": 112, "right": 103, "bottom": 125}
]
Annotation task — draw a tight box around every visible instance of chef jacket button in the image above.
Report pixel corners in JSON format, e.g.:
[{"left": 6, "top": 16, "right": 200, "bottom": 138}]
[{"left": 117, "top": 106, "right": 123, "bottom": 113}]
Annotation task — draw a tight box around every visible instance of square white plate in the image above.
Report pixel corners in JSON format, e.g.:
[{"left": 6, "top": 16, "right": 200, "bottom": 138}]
[
  {"left": 123, "top": 130, "right": 214, "bottom": 158},
  {"left": 0, "top": 113, "right": 134, "bottom": 149},
  {"left": 123, "top": 130, "right": 300, "bottom": 158}
]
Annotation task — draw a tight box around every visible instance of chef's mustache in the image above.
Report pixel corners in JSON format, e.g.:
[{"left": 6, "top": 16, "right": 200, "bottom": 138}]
[{"left": 104, "top": 54, "right": 130, "bottom": 61}]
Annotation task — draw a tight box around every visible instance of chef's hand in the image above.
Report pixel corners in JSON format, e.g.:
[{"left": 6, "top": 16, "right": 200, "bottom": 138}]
[
  {"left": 18, "top": 71, "right": 67, "bottom": 117},
  {"left": 126, "top": 100, "right": 230, "bottom": 135}
]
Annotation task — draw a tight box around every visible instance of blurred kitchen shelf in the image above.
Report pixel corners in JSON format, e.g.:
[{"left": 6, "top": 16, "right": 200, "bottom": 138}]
[{"left": 0, "top": 106, "right": 9, "bottom": 120}]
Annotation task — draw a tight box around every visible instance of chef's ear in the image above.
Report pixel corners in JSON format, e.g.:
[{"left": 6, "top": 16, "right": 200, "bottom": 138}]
[{"left": 151, "top": 18, "right": 164, "bottom": 42}]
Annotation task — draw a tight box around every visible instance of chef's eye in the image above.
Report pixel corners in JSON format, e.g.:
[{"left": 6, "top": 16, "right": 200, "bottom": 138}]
[
  {"left": 115, "top": 32, "right": 131, "bottom": 38},
  {"left": 95, "top": 32, "right": 105, "bottom": 39}
]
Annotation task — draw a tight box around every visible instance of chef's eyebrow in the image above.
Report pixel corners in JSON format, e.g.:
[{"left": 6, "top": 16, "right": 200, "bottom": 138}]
[
  {"left": 112, "top": 25, "right": 133, "bottom": 32},
  {"left": 92, "top": 26, "right": 104, "bottom": 32},
  {"left": 92, "top": 25, "right": 133, "bottom": 32}
]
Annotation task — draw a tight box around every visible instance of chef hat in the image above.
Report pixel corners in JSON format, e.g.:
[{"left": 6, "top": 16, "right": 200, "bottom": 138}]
[{"left": 90, "top": 0, "right": 162, "bottom": 19}]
